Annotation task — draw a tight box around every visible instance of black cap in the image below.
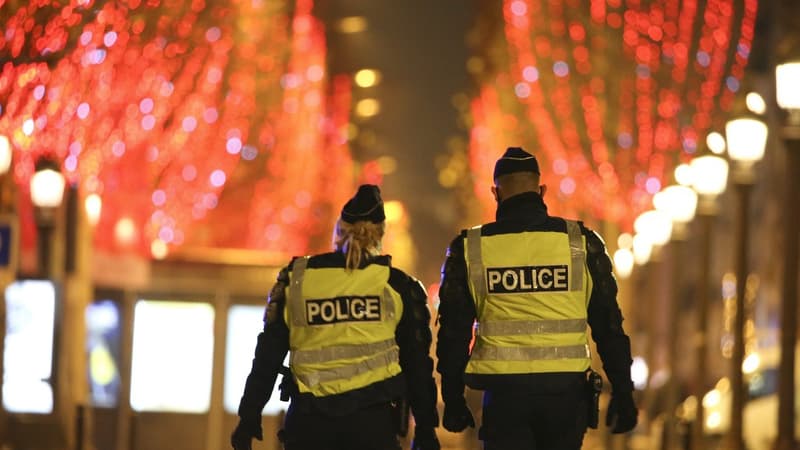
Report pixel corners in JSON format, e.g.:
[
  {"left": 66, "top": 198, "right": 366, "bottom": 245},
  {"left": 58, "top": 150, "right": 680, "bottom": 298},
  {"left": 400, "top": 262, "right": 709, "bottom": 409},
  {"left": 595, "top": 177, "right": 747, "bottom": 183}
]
[
  {"left": 493, "top": 147, "right": 540, "bottom": 179},
  {"left": 341, "top": 184, "right": 385, "bottom": 224}
]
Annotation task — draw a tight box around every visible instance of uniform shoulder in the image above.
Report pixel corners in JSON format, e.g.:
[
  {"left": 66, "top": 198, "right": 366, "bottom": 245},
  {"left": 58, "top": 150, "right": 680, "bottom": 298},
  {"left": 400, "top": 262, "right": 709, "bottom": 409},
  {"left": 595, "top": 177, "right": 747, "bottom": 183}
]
[
  {"left": 389, "top": 268, "right": 428, "bottom": 306},
  {"left": 574, "top": 223, "right": 608, "bottom": 253},
  {"left": 275, "top": 258, "right": 298, "bottom": 283},
  {"left": 445, "top": 230, "right": 470, "bottom": 256},
  {"left": 284, "top": 255, "right": 308, "bottom": 270},
  {"left": 388, "top": 267, "right": 424, "bottom": 289},
  {"left": 557, "top": 218, "right": 602, "bottom": 239},
  {"left": 304, "top": 251, "right": 348, "bottom": 268},
  {"left": 281, "top": 252, "right": 342, "bottom": 276}
]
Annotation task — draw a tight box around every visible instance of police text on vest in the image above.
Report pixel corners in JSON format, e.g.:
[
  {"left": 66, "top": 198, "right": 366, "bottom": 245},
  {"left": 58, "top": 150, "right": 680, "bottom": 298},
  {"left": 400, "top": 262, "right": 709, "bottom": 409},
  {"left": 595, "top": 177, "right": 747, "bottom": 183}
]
[
  {"left": 486, "top": 265, "right": 569, "bottom": 293},
  {"left": 306, "top": 296, "right": 382, "bottom": 325}
]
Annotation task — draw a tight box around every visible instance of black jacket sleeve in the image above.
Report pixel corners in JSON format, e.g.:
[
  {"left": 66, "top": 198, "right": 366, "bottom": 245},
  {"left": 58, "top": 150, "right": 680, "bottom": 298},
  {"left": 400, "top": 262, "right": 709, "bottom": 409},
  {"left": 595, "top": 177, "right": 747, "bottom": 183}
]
[
  {"left": 435, "top": 234, "right": 477, "bottom": 403},
  {"left": 236, "top": 266, "right": 291, "bottom": 427},
  {"left": 583, "top": 225, "right": 635, "bottom": 394},
  {"left": 392, "top": 268, "right": 440, "bottom": 429}
]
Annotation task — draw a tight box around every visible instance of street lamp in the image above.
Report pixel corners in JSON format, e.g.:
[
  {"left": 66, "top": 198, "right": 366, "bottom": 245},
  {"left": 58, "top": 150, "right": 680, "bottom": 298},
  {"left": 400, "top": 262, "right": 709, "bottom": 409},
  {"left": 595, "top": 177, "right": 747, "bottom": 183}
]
[
  {"left": 633, "top": 209, "right": 672, "bottom": 248},
  {"left": 84, "top": 193, "right": 102, "bottom": 227},
  {"left": 0, "top": 136, "right": 11, "bottom": 175},
  {"left": 0, "top": 136, "right": 13, "bottom": 213},
  {"left": 632, "top": 233, "right": 653, "bottom": 266},
  {"left": 0, "top": 135, "right": 11, "bottom": 446},
  {"left": 633, "top": 209, "right": 672, "bottom": 427},
  {"left": 613, "top": 247, "right": 634, "bottom": 279},
  {"left": 30, "top": 157, "right": 66, "bottom": 278},
  {"left": 653, "top": 185, "right": 698, "bottom": 232},
  {"left": 688, "top": 153, "right": 728, "bottom": 450},
  {"left": 723, "top": 115, "right": 768, "bottom": 450},
  {"left": 653, "top": 184, "right": 698, "bottom": 448},
  {"left": 774, "top": 60, "right": 800, "bottom": 450}
]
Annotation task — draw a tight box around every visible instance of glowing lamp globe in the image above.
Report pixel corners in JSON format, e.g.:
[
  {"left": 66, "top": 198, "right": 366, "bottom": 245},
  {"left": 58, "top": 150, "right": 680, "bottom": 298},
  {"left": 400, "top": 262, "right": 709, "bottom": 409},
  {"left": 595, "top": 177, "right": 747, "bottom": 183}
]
[
  {"left": 30, "top": 160, "right": 66, "bottom": 209},
  {"left": 776, "top": 62, "right": 800, "bottom": 111},
  {"left": 689, "top": 155, "right": 729, "bottom": 197},
  {"left": 726, "top": 117, "right": 768, "bottom": 164}
]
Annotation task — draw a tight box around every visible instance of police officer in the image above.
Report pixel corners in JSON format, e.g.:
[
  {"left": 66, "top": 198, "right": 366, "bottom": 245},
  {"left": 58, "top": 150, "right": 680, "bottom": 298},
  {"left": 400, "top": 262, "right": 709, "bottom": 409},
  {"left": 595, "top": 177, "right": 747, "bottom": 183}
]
[
  {"left": 436, "top": 147, "right": 638, "bottom": 449},
  {"left": 231, "top": 185, "right": 440, "bottom": 450}
]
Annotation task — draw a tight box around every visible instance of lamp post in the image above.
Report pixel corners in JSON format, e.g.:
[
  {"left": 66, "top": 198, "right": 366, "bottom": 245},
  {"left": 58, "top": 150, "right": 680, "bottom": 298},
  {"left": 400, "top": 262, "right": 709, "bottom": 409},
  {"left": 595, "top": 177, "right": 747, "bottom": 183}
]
[
  {"left": 653, "top": 184, "right": 698, "bottom": 449},
  {"left": 30, "top": 158, "right": 66, "bottom": 278},
  {"left": 30, "top": 157, "right": 79, "bottom": 450},
  {"left": 0, "top": 134, "right": 13, "bottom": 448},
  {"left": 0, "top": 136, "right": 12, "bottom": 208},
  {"left": 630, "top": 229, "right": 654, "bottom": 385},
  {"left": 634, "top": 210, "right": 673, "bottom": 250},
  {"left": 633, "top": 208, "right": 672, "bottom": 439},
  {"left": 773, "top": 60, "right": 800, "bottom": 450},
  {"left": 688, "top": 154, "right": 729, "bottom": 450},
  {"left": 723, "top": 115, "right": 768, "bottom": 450}
]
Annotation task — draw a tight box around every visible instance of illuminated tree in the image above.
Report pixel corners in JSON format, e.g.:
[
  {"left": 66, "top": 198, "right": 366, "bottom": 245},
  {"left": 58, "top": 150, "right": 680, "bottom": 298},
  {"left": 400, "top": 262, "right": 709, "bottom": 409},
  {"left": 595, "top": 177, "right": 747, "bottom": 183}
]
[
  {"left": 0, "top": 0, "right": 354, "bottom": 260},
  {"left": 466, "top": 0, "right": 758, "bottom": 231}
]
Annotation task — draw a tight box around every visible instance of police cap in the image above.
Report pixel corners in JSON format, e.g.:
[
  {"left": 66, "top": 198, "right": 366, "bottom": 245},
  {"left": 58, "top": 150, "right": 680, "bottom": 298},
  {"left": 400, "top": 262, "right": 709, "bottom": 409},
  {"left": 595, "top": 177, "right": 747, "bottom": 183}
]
[
  {"left": 493, "top": 147, "right": 541, "bottom": 180},
  {"left": 341, "top": 184, "right": 385, "bottom": 224}
]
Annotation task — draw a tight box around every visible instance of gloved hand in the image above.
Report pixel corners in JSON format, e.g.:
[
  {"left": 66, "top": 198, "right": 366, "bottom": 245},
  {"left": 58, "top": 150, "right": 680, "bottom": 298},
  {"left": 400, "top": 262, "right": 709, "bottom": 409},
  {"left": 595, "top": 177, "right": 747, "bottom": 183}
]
[
  {"left": 411, "top": 426, "right": 440, "bottom": 450},
  {"left": 606, "top": 391, "right": 638, "bottom": 433},
  {"left": 230, "top": 419, "right": 263, "bottom": 450},
  {"left": 442, "top": 398, "right": 475, "bottom": 433}
]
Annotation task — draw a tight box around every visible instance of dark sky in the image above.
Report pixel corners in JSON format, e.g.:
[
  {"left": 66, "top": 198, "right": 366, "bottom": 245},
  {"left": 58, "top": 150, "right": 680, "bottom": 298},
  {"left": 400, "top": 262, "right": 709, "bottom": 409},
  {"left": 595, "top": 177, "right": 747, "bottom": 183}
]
[{"left": 317, "top": 1, "right": 479, "bottom": 286}]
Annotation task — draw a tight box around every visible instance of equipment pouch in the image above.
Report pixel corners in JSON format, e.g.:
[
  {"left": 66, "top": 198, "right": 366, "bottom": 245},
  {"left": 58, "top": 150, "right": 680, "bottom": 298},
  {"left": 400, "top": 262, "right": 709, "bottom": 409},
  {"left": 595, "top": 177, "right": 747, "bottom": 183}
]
[
  {"left": 585, "top": 369, "right": 603, "bottom": 429},
  {"left": 278, "top": 366, "right": 296, "bottom": 402}
]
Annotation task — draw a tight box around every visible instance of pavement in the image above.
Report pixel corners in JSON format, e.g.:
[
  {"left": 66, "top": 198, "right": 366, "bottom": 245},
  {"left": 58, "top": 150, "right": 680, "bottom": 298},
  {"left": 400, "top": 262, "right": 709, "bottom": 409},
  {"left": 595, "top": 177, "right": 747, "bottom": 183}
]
[{"left": 401, "top": 424, "right": 635, "bottom": 450}]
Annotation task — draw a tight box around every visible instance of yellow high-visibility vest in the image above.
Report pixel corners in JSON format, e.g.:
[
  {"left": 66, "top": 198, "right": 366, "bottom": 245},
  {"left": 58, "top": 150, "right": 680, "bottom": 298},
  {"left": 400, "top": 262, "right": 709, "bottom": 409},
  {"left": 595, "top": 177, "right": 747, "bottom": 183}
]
[
  {"left": 284, "top": 256, "right": 403, "bottom": 397},
  {"left": 464, "top": 221, "right": 592, "bottom": 374}
]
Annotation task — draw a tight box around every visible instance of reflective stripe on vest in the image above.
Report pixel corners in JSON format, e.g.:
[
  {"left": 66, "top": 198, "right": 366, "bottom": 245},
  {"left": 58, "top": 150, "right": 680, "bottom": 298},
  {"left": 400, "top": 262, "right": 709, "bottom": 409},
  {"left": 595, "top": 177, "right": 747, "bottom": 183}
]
[
  {"left": 467, "top": 226, "right": 486, "bottom": 302},
  {"left": 566, "top": 220, "right": 585, "bottom": 292},
  {"left": 294, "top": 346, "right": 400, "bottom": 388},
  {"left": 464, "top": 221, "right": 591, "bottom": 374},
  {"left": 290, "top": 256, "right": 310, "bottom": 326},
  {"left": 291, "top": 338, "right": 396, "bottom": 364},
  {"left": 475, "top": 318, "right": 587, "bottom": 336},
  {"left": 471, "top": 343, "right": 590, "bottom": 361},
  {"left": 285, "top": 259, "right": 403, "bottom": 396}
]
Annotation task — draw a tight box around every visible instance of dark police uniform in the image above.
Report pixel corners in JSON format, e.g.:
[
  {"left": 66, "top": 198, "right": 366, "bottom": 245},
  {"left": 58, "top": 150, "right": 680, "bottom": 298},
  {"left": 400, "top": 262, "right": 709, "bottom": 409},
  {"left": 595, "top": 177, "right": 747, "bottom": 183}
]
[
  {"left": 437, "top": 190, "right": 637, "bottom": 450},
  {"left": 234, "top": 250, "right": 439, "bottom": 450}
]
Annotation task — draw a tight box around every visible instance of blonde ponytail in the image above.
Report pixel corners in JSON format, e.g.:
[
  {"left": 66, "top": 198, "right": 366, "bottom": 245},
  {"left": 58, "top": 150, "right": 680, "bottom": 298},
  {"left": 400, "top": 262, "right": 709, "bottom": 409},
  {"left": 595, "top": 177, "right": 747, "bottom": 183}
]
[{"left": 333, "top": 219, "right": 385, "bottom": 271}]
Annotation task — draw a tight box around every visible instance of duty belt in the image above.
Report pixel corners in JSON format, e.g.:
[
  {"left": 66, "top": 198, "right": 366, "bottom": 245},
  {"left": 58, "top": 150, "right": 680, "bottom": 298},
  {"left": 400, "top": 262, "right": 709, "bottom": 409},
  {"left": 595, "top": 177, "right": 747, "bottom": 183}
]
[{"left": 471, "top": 343, "right": 590, "bottom": 361}]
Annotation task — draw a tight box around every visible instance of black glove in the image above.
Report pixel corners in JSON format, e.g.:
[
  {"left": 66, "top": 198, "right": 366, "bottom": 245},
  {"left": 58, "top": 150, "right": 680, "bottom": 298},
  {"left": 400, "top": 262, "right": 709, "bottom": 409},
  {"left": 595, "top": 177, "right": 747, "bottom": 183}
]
[
  {"left": 411, "top": 426, "right": 440, "bottom": 450},
  {"left": 442, "top": 398, "right": 475, "bottom": 433},
  {"left": 230, "top": 419, "right": 263, "bottom": 450},
  {"left": 606, "top": 391, "right": 638, "bottom": 433}
]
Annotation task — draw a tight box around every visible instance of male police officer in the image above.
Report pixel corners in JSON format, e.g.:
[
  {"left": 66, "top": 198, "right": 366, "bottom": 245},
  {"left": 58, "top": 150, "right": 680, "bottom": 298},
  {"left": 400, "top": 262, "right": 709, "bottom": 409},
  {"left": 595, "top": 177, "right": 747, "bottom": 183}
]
[
  {"left": 231, "top": 185, "right": 440, "bottom": 450},
  {"left": 436, "top": 147, "right": 638, "bottom": 449}
]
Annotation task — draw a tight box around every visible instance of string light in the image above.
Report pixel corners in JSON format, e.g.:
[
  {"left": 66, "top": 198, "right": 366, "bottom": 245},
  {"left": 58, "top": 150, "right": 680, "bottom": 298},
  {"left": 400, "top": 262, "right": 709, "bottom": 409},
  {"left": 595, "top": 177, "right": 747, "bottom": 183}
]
[
  {"left": 468, "top": 0, "right": 757, "bottom": 233},
  {"left": 0, "top": 0, "right": 355, "bottom": 258}
]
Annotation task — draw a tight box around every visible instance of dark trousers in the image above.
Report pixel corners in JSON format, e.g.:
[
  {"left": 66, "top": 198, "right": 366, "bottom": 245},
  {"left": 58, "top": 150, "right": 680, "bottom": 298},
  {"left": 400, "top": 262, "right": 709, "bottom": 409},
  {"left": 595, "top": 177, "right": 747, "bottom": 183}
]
[
  {"left": 280, "top": 401, "right": 402, "bottom": 450},
  {"left": 480, "top": 387, "right": 588, "bottom": 450}
]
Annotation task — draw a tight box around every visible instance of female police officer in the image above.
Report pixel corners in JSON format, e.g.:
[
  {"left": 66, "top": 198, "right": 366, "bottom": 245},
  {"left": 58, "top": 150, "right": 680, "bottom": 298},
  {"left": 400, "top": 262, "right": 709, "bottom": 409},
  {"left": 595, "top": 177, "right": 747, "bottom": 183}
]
[
  {"left": 231, "top": 184, "right": 440, "bottom": 450},
  {"left": 436, "top": 147, "right": 638, "bottom": 450}
]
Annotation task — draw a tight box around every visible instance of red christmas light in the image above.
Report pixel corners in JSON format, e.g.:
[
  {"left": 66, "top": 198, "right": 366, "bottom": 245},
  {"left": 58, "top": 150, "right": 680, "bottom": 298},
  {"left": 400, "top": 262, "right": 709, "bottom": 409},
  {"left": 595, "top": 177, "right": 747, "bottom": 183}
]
[
  {"left": 470, "top": 0, "right": 757, "bottom": 232},
  {"left": 0, "top": 0, "right": 355, "bottom": 262}
]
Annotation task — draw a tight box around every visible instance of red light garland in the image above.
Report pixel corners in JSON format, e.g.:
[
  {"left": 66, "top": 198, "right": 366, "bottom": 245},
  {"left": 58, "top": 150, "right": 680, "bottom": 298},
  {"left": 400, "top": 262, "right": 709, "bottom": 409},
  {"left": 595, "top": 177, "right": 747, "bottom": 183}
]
[
  {"left": 0, "top": 0, "right": 355, "bottom": 261},
  {"left": 469, "top": 0, "right": 757, "bottom": 232},
  {"left": 246, "top": 0, "right": 354, "bottom": 255}
]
